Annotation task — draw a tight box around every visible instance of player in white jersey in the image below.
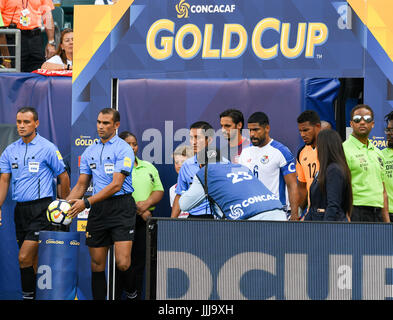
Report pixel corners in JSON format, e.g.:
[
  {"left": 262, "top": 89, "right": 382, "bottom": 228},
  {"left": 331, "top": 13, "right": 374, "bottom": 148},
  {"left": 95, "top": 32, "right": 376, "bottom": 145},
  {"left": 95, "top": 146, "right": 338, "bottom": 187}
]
[{"left": 239, "top": 112, "right": 299, "bottom": 220}]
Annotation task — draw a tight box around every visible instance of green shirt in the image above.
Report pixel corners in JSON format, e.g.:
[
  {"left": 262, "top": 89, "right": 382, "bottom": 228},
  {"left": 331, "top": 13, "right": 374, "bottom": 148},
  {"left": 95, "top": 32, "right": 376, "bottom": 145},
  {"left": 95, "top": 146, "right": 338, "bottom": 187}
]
[
  {"left": 381, "top": 147, "right": 393, "bottom": 213},
  {"left": 131, "top": 157, "right": 164, "bottom": 211},
  {"left": 343, "top": 134, "right": 385, "bottom": 207}
]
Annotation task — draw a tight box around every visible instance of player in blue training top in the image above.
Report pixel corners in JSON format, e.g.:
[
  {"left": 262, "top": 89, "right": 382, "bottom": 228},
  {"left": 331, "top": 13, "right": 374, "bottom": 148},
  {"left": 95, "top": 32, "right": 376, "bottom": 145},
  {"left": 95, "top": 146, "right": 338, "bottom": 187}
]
[
  {"left": 66, "top": 108, "right": 136, "bottom": 300},
  {"left": 171, "top": 121, "right": 217, "bottom": 219},
  {"left": 0, "top": 107, "right": 70, "bottom": 300},
  {"left": 179, "top": 147, "right": 286, "bottom": 221},
  {"left": 239, "top": 112, "right": 299, "bottom": 221}
]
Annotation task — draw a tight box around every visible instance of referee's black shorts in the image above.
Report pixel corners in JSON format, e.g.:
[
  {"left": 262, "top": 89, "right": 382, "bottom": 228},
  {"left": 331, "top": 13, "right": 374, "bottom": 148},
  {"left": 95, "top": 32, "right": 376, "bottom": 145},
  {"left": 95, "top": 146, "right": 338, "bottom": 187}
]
[
  {"left": 14, "top": 197, "right": 55, "bottom": 246},
  {"left": 86, "top": 194, "right": 136, "bottom": 248}
]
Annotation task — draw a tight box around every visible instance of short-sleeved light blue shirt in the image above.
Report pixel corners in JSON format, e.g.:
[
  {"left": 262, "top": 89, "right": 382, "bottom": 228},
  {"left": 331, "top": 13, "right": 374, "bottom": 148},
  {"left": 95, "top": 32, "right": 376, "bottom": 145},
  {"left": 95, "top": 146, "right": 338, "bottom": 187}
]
[
  {"left": 175, "top": 155, "right": 211, "bottom": 216},
  {"left": 0, "top": 133, "right": 66, "bottom": 202},
  {"left": 79, "top": 135, "right": 135, "bottom": 196}
]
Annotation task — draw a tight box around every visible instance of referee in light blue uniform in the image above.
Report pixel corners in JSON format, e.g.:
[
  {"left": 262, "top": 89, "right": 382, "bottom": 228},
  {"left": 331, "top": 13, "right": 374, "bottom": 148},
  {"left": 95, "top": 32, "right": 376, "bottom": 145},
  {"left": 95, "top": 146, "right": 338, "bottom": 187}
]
[
  {"left": 171, "top": 121, "right": 217, "bottom": 219},
  {"left": 175, "top": 154, "right": 214, "bottom": 217},
  {"left": 0, "top": 107, "right": 70, "bottom": 300},
  {"left": 67, "top": 108, "right": 136, "bottom": 300}
]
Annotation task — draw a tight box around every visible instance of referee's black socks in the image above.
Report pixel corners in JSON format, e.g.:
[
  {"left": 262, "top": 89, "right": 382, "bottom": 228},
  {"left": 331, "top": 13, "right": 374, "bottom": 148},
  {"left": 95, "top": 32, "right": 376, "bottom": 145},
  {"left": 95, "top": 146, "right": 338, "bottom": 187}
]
[
  {"left": 92, "top": 271, "right": 107, "bottom": 300},
  {"left": 20, "top": 266, "right": 36, "bottom": 300}
]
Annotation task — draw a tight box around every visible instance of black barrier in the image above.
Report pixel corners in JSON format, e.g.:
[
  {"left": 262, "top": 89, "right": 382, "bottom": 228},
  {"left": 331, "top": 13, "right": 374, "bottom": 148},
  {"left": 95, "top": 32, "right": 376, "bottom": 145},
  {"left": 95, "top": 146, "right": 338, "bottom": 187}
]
[{"left": 146, "top": 218, "right": 393, "bottom": 300}]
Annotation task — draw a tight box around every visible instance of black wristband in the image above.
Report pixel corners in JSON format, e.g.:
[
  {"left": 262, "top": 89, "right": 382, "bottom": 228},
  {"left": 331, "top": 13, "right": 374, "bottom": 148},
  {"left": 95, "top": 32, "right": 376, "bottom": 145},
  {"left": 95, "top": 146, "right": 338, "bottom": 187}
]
[{"left": 84, "top": 198, "right": 91, "bottom": 209}]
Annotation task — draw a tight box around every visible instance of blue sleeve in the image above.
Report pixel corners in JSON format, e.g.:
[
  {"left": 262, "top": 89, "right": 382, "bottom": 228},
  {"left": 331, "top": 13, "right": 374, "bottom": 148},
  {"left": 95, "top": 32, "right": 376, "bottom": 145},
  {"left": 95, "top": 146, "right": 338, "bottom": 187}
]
[
  {"left": 179, "top": 175, "right": 206, "bottom": 212},
  {"left": 280, "top": 158, "right": 296, "bottom": 176},
  {"left": 114, "top": 143, "right": 134, "bottom": 176},
  {"left": 46, "top": 144, "right": 66, "bottom": 176},
  {"left": 279, "top": 145, "right": 296, "bottom": 176},
  {"left": 79, "top": 148, "right": 92, "bottom": 175},
  {"left": 175, "top": 162, "right": 191, "bottom": 195},
  {"left": 0, "top": 147, "right": 11, "bottom": 173}
]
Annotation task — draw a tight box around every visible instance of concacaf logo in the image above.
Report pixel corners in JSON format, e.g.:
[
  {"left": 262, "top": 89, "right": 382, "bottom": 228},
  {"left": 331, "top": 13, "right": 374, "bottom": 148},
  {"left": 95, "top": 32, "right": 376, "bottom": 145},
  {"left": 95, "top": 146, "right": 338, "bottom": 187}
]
[{"left": 176, "top": 0, "right": 190, "bottom": 18}]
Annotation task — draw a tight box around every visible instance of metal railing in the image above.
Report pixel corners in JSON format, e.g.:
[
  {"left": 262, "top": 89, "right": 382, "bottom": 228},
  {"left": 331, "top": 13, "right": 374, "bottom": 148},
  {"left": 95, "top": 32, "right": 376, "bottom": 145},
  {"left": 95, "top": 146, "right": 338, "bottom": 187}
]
[{"left": 0, "top": 29, "right": 21, "bottom": 73}]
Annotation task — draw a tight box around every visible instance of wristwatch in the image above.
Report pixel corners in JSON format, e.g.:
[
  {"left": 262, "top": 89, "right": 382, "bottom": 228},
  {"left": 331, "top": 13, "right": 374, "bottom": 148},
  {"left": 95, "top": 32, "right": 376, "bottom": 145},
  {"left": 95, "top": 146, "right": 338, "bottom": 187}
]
[
  {"left": 48, "top": 40, "right": 56, "bottom": 46},
  {"left": 84, "top": 198, "right": 91, "bottom": 209}
]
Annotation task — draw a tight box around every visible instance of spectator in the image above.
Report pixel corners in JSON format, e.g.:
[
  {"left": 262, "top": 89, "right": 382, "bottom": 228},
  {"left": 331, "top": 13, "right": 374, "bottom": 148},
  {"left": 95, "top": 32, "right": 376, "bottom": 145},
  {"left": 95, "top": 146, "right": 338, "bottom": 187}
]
[
  {"left": 219, "top": 108, "right": 250, "bottom": 163},
  {"left": 169, "top": 144, "right": 193, "bottom": 218},
  {"left": 0, "top": 0, "right": 56, "bottom": 72},
  {"left": 119, "top": 131, "right": 164, "bottom": 300},
  {"left": 296, "top": 110, "right": 321, "bottom": 214},
  {"left": 238, "top": 112, "right": 298, "bottom": 221},
  {"left": 41, "top": 28, "right": 73, "bottom": 71},
  {"left": 305, "top": 129, "right": 352, "bottom": 221},
  {"left": 382, "top": 111, "right": 393, "bottom": 221},
  {"left": 179, "top": 147, "right": 286, "bottom": 221},
  {"left": 343, "top": 104, "right": 389, "bottom": 222}
]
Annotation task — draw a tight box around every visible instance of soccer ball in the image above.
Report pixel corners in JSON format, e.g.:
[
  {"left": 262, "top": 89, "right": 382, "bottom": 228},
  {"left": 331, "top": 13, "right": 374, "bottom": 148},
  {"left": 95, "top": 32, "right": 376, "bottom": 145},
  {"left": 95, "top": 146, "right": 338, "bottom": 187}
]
[{"left": 46, "top": 199, "right": 73, "bottom": 226}]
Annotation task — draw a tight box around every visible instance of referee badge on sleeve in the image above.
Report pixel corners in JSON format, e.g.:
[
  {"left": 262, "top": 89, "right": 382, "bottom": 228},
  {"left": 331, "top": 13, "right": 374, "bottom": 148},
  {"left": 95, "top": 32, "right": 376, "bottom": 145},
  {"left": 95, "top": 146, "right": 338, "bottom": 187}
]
[
  {"left": 124, "top": 157, "right": 132, "bottom": 168},
  {"left": 56, "top": 150, "right": 63, "bottom": 160}
]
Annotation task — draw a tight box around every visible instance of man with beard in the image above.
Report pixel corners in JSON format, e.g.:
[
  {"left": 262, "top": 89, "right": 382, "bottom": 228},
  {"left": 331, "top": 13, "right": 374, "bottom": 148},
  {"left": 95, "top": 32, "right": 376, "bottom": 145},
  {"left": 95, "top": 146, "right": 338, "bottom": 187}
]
[
  {"left": 382, "top": 111, "right": 393, "bottom": 221},
  {"left": 343, "top": 104, "right": 389, "bottom": 222},
  {"left": 296, "top": 110, "right": 321, "bottom": 214},
  {"left": 219, "top": 109, "right": 250, "bottom": 163},
  {"left": 238, "top": 112, "right": 298, "bottom": 221}
]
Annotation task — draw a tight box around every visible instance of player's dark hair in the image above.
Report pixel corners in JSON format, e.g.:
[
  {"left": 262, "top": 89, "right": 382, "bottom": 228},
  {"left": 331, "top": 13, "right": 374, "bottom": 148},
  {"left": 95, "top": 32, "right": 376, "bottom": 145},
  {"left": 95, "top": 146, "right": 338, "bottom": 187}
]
[
  {"left": 297, "top": 110, "right": 321, "bottom": 125},
  {"left": 99, "top": 108, "right": 120, "bottom": 123},
  {"left": 220, "top": 109, "right": 244, "bottom": 129},
  {"left": 190, "top": 121, "right": 214, "bottom": 137},
  {"left": 350, "top": 104, "right": 374, "bottom": 120},
  {"left": 316, "top": 129, "right": 353, "bottom": 217},
  {"left": 384, "top": 111, "right": 393, "bottom": 125},
  {"left": 119, "top": 131, "right": 137, "bottom": 142},
  {"left": 17, "top": 107, "right": 38, "bottom": 121},
  {"left": 248, "top": 112, "right": 269, "bottom": 126}
]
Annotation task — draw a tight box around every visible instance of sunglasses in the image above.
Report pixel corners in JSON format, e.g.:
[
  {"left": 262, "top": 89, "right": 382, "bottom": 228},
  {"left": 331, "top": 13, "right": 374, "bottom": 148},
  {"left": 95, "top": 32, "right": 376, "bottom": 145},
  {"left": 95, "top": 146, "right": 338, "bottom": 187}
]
[{"left": 352, "top": 115, "right": 373, "bottom": 123}]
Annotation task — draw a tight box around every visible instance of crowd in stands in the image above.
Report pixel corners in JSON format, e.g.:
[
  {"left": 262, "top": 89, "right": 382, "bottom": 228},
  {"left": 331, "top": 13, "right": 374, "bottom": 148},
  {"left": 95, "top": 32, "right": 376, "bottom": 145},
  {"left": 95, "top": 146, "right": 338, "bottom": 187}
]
[{"left": 0, "top": 0, "right": 73, "bottom": 72}]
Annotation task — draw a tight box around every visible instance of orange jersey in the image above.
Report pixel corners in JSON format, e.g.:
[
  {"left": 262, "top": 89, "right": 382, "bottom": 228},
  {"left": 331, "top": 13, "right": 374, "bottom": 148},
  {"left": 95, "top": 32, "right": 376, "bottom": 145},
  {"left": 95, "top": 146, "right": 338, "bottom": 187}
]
[
  {"left": 296, "top": 145, "right": 319, "bottom": 192},
  {"left": 0, "top": 0, "right": 53, "bottom": 30}
]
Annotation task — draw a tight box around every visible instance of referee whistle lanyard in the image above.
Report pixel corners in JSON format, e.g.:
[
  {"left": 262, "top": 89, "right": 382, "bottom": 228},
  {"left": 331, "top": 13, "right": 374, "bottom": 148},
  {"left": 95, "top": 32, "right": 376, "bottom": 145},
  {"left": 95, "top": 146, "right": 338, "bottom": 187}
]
[{"left": 203, "top": 160, "right": 222, "bottom": 219}]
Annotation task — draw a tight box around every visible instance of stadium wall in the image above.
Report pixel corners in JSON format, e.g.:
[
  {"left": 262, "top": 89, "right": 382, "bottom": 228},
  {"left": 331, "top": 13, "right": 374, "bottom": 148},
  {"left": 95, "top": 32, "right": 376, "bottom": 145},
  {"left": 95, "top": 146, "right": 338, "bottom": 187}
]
[{"left": 147, "top": 219, "right": 393, "bottom": 300}]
